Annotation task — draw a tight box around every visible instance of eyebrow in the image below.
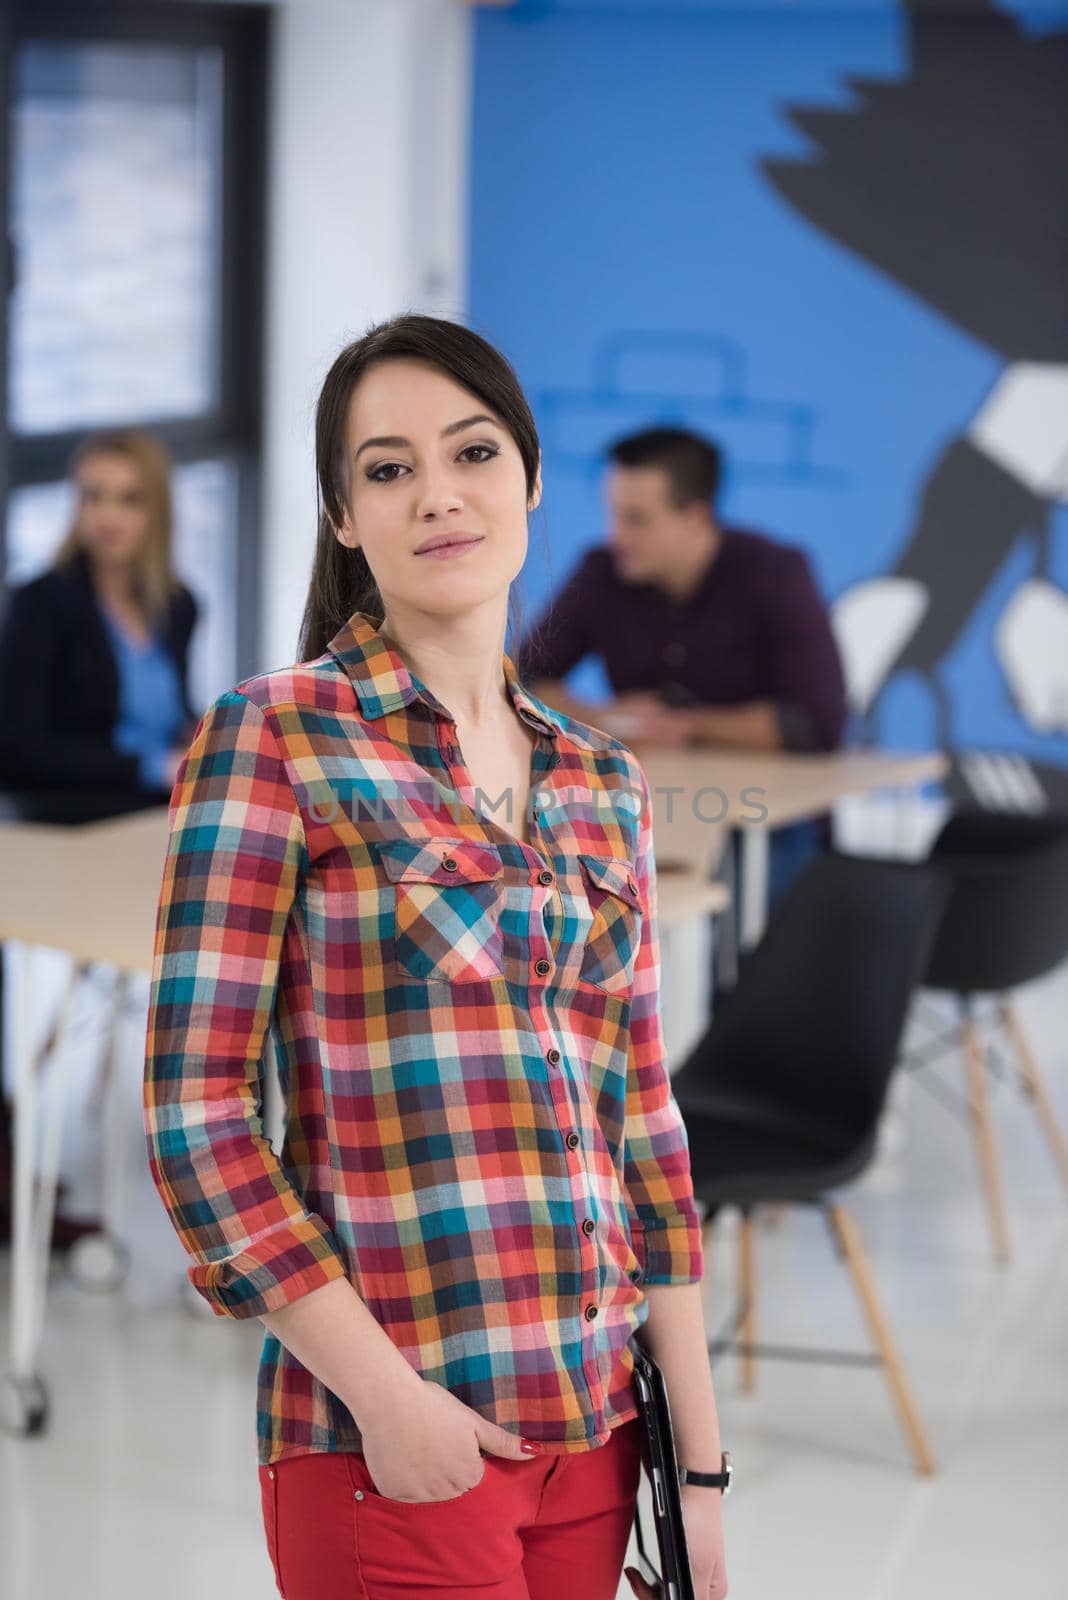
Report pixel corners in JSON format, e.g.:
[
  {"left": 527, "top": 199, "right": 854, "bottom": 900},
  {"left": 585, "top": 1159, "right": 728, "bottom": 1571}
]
[{"left": 354, "top": 414, "right": 501, "bottom": 464}]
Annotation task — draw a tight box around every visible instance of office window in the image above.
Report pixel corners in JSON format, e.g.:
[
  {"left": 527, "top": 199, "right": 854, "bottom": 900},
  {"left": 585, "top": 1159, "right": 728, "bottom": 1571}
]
[
  {"left": 10, "top": 42, "right": 223, "bottom": 433},
  {"left": 1, "top": 2, "right": 268, "bottom": 687}
]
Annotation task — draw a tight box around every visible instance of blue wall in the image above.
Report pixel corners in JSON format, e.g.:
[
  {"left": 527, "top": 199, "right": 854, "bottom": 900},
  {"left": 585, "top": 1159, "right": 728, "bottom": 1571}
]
[{"left": 468, "top": 0, "right": 1068, "bottom": 764}]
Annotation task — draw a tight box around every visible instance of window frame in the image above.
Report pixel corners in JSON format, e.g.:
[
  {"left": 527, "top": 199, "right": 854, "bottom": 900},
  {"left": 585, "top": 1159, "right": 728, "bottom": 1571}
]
[{"left": 0, "top": 0, "right": 270, "bottom": 678}]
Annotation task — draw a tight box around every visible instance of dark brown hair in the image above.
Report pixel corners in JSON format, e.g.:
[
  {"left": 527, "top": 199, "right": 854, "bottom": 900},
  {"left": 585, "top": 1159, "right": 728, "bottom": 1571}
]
[
  {"left": 607, "top": 426, "right": 722, "bottom": 510},
  {"left": 298, "top": 314, "right": 541, "bottom": 661}
]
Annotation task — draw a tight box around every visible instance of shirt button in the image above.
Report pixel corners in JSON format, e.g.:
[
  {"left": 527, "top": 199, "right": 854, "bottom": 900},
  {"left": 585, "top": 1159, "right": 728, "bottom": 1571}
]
[
  {"left": 626, "top": 876, "right": 637, "bottom": 895},
  {"left": 546, "top": 1048, "right": 561, "bottom": 1065},
  {"left": 582, "top": 1218, "right": 595, "bottom": 1235},
  {"left": 442, "top": 856, "right": 457, "bottom": 872},
  {"left": 538, "top": 869, "right": 554, "bottom": 886},
  {"left": 354, "top": 1489, "right": 365, "bottom": 1501},
  {"left": 584, "top": 1304, "right": 598, "bottom": 1321},
  {"left": 629, "top": 1267, "right": 643, "bottom": 1282},
  {"left": 534, "top": 959, "right": 551, "bottom": 977},
  {"left": 566, "top": 1131, "right": 580, "bottom": 1149}
]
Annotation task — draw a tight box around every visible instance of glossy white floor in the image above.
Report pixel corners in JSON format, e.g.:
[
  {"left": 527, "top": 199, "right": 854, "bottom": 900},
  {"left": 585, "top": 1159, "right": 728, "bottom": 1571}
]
[{"left": 2, "top": 963, "right": 1066, "bottom": 1599}]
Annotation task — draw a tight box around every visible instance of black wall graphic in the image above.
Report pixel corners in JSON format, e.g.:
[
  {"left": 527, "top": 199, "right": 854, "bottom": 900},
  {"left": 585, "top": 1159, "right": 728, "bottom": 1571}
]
[{"left": 763, "top": 0, "right": 1068, "bottom": 806}]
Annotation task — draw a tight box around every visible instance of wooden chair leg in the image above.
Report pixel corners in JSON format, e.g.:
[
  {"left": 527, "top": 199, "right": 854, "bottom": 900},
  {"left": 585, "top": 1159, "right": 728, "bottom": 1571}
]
[
  {"left": 827, "top": 1203, "right": 937, "bottom": 1476},
  {"left": 738, "top": 1209, "right": 757, "bottom": 1393},
  {"left": 1000, "top": 998, "right": 1068, "bottom": 1196},
  {"left": 961, "top": 1007, "right": 1012, "bottom": 1264}
]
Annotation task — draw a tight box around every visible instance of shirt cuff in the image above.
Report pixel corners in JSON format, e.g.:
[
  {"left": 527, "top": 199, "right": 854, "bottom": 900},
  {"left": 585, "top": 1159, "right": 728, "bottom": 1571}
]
[
  {"left": 629, "top": 1212, "right": 705, "bottom": 1286},
  {"left": 188, "top": 1213, "right": 350, "bottom": 1319},
  {"left": 775, "top": 702, "right": 821, "bottom": 752}
]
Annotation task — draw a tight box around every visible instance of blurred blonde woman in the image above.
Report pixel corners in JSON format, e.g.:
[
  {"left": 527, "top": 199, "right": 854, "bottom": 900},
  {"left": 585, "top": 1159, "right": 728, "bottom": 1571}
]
[
  {"left": 0, "top": 427, "right": 200, "bottom": 825},
  {"left": 0, "top": 429, "right": 201, "bottom": 1256}
]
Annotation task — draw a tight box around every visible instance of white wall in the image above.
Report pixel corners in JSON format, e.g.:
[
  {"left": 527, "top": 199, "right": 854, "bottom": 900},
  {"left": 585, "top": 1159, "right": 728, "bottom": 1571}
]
[
  {"left": 1, "top": 0, "right": 474, "bottom": 1226},
  {"left": 259, "top": 0, "right": 473, "bottom": 670}
]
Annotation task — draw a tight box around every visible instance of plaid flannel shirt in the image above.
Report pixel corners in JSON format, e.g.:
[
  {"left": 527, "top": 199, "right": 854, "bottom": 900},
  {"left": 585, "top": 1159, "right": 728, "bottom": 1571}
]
[{"left": 143, "top": 612, "right": 703, "bottom": 1466}]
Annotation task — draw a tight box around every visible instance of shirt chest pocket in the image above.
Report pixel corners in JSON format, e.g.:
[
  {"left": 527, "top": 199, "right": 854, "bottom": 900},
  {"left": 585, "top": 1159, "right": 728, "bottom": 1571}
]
[
  {"left": 577, "top": 854, "right": 643, "bottom": 996},
  {"left": 377, "top": 837, "right": 506, "bottom": 984}
]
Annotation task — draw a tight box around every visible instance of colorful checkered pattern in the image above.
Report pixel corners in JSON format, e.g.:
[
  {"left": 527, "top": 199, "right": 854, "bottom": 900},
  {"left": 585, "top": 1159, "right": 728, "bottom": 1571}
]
[{"left": 143, "top": 612, "right": 704, "bottom": 1467}]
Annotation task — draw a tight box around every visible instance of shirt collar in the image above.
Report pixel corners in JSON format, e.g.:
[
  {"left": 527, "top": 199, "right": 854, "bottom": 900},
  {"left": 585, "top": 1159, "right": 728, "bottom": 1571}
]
[{"left": 326, "top": 611, "right": 561, "bottom": 739}]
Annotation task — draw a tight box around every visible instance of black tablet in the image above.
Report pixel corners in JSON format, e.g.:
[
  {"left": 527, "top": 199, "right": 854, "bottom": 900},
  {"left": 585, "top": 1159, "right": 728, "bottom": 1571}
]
[{"left": 629, "top": 1337, "right": 697, "bottom": 1600}]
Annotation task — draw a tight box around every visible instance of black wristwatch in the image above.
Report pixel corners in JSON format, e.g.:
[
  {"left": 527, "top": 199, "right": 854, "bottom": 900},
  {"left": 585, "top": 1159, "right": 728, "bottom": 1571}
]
[{"left": 678, "top": 1450, "right": 732, "bottom": 1494}]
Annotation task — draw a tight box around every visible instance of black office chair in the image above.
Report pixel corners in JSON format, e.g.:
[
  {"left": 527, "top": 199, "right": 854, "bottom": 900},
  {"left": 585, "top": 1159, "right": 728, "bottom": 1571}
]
[
  {"left": 913, "top": 812, "right": 1068, "bottom": 1263},
  {"left": 672, "top": 851, "right": 949, "bottom": 1475}
]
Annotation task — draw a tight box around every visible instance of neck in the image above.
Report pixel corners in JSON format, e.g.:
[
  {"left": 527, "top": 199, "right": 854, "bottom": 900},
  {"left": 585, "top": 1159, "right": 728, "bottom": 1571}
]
[
  {"left": 89, "top": 559, "right": 138, "bottom": 608},
  {"left": 658, "top": 522, "right": 724, "bottom": 603},
  {"left": 376, "top": 599, "right": 512, "bottom": 728}
]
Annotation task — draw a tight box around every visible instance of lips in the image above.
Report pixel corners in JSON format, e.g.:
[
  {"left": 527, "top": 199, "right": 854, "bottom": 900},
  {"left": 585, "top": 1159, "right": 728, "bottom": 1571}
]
[{"left": 414, "top": 534, "right": 484, "bottom": 556}]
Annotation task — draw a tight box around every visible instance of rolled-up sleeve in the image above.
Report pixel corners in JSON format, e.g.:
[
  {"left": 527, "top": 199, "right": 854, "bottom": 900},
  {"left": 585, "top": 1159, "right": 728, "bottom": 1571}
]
[
  {"left": 620, "top": 764, "right": 705, "bottom": 1286},
  {"left": 143, "top": 688, "right": 349, "bottom": 1318}
]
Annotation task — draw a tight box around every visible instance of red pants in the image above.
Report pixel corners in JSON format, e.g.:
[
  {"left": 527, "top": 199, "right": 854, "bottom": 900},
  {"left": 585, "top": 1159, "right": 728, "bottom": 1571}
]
[{"left": 258, "top": 1414, "right": 644, "bottom": 1600}]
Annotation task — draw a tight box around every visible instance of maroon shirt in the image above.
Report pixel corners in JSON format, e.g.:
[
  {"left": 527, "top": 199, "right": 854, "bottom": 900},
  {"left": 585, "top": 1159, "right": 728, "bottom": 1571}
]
[{"left": 519, "top": 528, "right": 847, "bottom": 752}]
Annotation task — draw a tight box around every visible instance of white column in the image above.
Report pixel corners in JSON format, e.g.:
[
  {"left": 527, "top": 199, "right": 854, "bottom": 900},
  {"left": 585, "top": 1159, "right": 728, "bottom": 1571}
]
[{"left": 260, "top": 0, "right": 474, "bottom": 672}]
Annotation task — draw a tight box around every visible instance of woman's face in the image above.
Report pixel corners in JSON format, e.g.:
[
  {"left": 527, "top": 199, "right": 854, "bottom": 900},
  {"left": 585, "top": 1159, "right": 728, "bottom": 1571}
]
[
  {"left": 73, "top": 450, "right": 151, "bottom": 570},
  {"left": 335, "top": 358, "right": 540, "bottom": 620}
]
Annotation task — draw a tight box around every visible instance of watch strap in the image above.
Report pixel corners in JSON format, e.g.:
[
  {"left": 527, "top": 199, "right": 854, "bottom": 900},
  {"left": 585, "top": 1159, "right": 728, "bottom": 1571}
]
[{"left": 678, "top": 1451, "right": 732, "bottom": 1492}]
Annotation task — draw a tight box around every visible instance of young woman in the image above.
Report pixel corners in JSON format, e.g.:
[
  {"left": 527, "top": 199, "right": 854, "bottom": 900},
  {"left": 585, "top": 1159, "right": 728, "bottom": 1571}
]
[
  {"left": 0, "top": 428, "right": 199, "bottom": 825},
  {"left": 0, "top": 428, "right": 199, "bottom": 1252},
  {"left": 144, "top": 316, "right": 728, "bottom": 1600}
]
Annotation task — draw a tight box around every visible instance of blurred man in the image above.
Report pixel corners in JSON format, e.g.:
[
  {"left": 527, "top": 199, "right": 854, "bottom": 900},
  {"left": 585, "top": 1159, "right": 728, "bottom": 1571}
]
[{"left": 521, "top": 427, "right": 848, "bottom": 909}]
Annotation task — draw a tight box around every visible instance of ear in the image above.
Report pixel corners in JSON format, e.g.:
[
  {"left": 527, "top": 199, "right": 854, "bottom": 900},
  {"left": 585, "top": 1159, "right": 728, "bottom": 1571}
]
[
  {"left": 528, "top": 462, "right": 543, "bottom": 513},
  {"left": 333, "top": 500, "right": 360, "bottom": 550}
]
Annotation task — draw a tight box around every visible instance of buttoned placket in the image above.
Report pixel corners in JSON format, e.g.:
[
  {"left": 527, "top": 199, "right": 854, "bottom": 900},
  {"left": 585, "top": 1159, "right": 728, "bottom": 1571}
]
[{"left": 427, "top": 692, "right": 607, "bottom": 1412}]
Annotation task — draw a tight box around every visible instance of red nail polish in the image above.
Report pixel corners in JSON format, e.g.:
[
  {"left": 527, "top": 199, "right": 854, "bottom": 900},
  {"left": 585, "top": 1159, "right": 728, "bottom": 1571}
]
[{"left": 520, "top": 1439, "right": 541, "bottom": 1454}]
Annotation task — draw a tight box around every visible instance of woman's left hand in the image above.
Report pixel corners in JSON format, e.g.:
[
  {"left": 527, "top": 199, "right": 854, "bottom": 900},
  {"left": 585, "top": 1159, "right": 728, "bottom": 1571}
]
[{"left": 624, "top": 1482, "right": 728, "bottom": 1599}]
